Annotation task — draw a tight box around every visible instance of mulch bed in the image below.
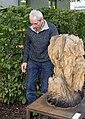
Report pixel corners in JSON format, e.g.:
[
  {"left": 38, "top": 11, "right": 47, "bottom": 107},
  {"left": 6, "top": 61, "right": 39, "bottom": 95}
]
[
  {"left": 0, "top": 101, "right": 27, "bottom": 119},
  {"left": 0, "top": 101, "right": 41, "bottom": 119}
]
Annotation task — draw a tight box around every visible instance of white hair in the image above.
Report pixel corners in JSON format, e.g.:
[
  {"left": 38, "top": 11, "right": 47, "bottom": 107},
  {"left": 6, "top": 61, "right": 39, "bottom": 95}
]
[{"left": 29, "top": 10, "right": 43, "bottom": 21}]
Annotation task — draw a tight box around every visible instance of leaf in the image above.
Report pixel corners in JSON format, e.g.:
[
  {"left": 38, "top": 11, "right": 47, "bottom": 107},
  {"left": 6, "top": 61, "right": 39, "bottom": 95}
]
[
  {"left": 32, "top": 112, "right": 38, "bottom": 117},
  {"left": 22, "top": 97, "right": 26, "bottom": 104},
  {"left": 8, "top": 74, "right": 10, "bottom": 79}
]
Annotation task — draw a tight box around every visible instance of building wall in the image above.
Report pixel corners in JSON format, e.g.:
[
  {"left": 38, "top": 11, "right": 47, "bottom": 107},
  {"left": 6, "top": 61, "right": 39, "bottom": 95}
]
[
  {"left": 28, "top": 0, "right": 49, "bottom": 9},
  {"left": 0, "top": 0, "right": 18, "bottom": 9},
  {"left": 0, "top": 0, "right": 70, "bottom": 10}
]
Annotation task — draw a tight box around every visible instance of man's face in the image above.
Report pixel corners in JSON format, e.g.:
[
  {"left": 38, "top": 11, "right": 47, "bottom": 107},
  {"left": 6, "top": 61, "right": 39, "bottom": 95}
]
[{"left": 30, "top": 17, "right": 43, "bottom": 30}]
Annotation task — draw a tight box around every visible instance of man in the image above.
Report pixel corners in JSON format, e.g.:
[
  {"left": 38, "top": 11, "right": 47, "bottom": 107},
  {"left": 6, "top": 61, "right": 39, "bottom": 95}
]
[{"left": 21, "top": 9, "right": 59, "bottom": 104}]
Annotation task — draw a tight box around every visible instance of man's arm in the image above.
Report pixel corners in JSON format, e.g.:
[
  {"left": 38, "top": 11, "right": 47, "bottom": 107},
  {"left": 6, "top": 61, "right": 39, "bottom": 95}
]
[
  {"left": 23, "top": 33, "right": 31, "bottom": 63},
  {"left": 49, "top": 23, "right": 59, "bottom": 37},
  {"left": 21, "top": 30, "right": 31, "bottom": 73}
]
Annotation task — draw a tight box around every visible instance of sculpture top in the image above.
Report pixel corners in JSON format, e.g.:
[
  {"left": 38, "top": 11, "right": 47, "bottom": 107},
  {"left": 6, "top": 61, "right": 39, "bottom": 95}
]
[{"left": 47, "top": 34, "right": 85, "bottom": 107}]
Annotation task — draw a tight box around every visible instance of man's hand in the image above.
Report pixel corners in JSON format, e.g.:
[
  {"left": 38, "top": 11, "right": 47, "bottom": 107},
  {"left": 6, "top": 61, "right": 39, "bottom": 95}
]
[{"left": 21, "top": 62, "right": 27, "bottom": 73}]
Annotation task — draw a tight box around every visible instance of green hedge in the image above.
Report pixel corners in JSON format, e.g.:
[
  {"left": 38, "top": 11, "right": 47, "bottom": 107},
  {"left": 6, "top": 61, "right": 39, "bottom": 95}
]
[
  {"left": 40, "top": 8, "right": 85, "bottom": 41},
  {"left": 0, "top": 6, "right": 29, "bottom": 104},
  {"left": 0, "top": 6, "right": 85, "bottom": 104}
]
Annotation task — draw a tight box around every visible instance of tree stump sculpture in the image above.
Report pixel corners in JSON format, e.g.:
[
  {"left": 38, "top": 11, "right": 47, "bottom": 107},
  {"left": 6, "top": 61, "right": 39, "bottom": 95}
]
[{"left": 47, "top": 34, "right": 85, "bottom": 108}]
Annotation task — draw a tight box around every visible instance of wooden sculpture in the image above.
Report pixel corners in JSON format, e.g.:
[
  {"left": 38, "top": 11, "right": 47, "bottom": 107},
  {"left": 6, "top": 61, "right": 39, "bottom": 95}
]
[{"left": 47, "top": 34, "right": 85, "bottom": 107}]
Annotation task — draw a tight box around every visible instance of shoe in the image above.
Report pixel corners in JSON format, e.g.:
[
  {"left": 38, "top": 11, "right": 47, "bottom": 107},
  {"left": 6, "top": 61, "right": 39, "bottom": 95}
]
[{"left": 40, "top": 115, "right": 48, "bottom": 119}]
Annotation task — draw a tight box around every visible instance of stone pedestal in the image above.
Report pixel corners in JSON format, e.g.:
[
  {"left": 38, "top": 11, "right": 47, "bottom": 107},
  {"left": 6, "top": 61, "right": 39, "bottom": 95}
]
[{"left": 28, "top": 0, "right": 49, "bottom": 9}]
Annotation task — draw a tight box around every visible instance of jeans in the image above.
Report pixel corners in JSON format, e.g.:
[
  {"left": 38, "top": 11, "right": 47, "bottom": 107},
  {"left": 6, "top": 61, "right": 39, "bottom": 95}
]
[{"left": 26, "top": 59, "right": 53, "bottom": 104}]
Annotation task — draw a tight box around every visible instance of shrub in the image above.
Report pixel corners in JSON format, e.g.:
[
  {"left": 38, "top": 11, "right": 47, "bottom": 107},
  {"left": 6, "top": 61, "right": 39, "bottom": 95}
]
[{"left": 0, "top": 6, "right": 30, "bottom": 104}]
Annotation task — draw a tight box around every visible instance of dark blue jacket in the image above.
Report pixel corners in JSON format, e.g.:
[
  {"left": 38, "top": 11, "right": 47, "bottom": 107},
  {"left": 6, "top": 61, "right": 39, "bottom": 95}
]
[{"left": 23, "top": 21, "right": 58, "bottom": 62}]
